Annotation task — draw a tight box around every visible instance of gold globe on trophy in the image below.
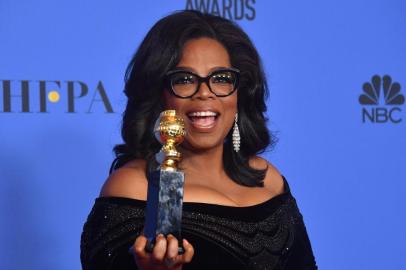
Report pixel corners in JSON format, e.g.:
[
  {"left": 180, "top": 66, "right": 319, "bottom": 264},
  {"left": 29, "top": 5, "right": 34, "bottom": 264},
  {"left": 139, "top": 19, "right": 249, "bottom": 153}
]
[{"left": 154, "top": 110, "right": 186, "bottom": 172}]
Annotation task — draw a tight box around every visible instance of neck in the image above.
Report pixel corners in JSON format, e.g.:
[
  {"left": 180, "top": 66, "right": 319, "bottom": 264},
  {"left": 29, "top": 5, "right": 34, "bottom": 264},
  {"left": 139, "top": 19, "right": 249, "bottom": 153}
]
[{"left": 178, "top": 144, "right": 226, "bottom": 181}]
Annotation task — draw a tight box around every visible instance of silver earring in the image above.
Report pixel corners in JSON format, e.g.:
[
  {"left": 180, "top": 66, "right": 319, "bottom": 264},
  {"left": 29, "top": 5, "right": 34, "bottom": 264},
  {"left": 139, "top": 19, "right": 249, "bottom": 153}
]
[{"left": 232, "top": 113, "right": 240, "bottom": 152}]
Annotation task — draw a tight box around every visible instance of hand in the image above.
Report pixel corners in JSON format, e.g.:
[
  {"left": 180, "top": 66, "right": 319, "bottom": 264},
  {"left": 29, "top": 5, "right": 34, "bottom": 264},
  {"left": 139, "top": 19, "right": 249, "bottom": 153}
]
[{"left": 130, "top": 234, "right": 194, "bottom": 270}]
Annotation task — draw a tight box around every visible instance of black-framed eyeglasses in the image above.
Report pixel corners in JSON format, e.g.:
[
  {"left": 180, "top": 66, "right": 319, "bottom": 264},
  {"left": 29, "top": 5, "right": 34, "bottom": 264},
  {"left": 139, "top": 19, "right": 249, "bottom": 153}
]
[{"left": 165, "top": 67, "right": 240, "bottom": 98}]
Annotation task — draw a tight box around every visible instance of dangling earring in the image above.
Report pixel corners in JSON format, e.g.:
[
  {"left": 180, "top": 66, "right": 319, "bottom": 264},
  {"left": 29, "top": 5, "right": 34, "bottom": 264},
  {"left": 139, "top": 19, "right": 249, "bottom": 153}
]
[{"left": 232, "top": 113, "right": 240, "bottom": 152}]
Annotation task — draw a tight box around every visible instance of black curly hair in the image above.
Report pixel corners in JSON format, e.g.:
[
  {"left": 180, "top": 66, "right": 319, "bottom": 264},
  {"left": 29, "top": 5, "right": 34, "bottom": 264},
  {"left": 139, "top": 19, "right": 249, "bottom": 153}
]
[{"left": 110, "top": 10, "right": 276, "bottom": 187}]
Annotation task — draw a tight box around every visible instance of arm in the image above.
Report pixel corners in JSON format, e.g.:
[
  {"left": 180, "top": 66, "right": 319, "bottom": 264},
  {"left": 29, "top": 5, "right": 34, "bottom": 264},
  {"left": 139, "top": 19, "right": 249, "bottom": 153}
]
[
  {"left": 81, "top": 160, "right": 194, "bottom": 270},
  {"left": 283, "top": 216, "right": 318, "bottom": 270}
]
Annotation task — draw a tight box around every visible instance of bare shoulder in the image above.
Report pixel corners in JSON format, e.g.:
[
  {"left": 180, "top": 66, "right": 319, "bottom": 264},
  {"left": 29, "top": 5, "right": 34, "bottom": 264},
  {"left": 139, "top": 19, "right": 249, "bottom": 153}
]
[
  {"left": 99, "top": 159, "right": 148, "bottom": 200},
  {"left": 249, "top": 156, "right": 285, "bottom": 196}
]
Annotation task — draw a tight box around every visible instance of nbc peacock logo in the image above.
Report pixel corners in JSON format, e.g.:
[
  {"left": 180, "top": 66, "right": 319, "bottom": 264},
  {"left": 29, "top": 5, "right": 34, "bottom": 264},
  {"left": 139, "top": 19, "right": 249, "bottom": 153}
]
[{"left": 359, "top": 75, "right": 404, "bottom": 123}]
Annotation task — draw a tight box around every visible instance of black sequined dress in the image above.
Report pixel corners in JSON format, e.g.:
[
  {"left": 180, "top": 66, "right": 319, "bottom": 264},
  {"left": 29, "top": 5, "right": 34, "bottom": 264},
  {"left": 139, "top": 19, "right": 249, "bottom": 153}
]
[{"left": 80, "top": 176, "right": 317, "bottom": 270}]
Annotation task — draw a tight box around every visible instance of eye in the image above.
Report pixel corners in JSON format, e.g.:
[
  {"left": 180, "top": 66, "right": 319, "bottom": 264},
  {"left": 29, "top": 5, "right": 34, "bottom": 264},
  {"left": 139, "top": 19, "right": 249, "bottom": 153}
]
[
  {"left": 171, "top": 73, "right": 195, "bottom": 85},
  {"left": 211, "top": 72, "right": 235, "bottom": 84}
]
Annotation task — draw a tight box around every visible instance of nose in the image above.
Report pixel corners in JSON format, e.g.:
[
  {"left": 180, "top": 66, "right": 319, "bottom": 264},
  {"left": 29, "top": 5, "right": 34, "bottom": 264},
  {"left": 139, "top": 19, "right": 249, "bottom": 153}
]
[{"left": 193, "top": 81, "right": 215, "bottom": 100}]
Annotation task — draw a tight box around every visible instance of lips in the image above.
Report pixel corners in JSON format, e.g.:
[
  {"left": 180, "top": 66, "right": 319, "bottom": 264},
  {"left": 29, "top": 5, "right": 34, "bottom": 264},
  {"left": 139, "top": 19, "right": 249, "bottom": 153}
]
[{"left": 186, "top": 110, "right": 219, "bottom": 130}]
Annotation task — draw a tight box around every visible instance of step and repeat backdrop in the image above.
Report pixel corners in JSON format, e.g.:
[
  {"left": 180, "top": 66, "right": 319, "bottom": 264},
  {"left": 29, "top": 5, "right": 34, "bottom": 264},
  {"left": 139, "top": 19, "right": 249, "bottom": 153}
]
[{"left": 1, "top": 0, "right": 405, "bottom": 269}]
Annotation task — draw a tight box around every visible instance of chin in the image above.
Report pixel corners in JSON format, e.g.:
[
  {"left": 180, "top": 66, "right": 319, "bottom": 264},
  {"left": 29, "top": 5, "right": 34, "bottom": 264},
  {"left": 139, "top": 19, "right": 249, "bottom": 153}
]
[{"left": 182, "top": 137, "right": 223, "bottom": 152}]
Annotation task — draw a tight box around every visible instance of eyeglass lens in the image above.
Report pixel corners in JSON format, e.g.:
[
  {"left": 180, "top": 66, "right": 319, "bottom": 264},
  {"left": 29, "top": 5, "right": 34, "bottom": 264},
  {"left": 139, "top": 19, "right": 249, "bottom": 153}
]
[{"left": 169, "top": 70, "right": 237, "bottom": 97}]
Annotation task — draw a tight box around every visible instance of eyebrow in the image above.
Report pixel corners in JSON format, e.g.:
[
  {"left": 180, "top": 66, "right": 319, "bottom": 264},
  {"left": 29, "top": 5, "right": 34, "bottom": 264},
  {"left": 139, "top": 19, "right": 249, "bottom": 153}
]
[{"left": 172, "top": 66, "right": 232, "bottom": 75}]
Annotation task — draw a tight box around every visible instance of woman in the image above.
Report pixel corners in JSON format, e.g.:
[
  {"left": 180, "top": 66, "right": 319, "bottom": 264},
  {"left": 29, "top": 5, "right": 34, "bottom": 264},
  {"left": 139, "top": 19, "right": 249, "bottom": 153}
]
[{"left": 80, "top": 10, "right": 317, "bottom": 270}]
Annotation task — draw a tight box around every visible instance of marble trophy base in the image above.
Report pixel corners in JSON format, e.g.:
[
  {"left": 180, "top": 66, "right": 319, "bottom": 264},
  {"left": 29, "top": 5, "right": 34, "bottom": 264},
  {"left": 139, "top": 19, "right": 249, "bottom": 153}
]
[{"left": 144, "top": 169, "right": 185, "bottom": 254}]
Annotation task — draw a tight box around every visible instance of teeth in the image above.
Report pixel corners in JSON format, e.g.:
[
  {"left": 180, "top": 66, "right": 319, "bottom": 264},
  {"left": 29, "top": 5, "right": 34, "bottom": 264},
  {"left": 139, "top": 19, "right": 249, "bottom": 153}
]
[{"left": 188, "top": 111, "right": 217, "bottom": 117}]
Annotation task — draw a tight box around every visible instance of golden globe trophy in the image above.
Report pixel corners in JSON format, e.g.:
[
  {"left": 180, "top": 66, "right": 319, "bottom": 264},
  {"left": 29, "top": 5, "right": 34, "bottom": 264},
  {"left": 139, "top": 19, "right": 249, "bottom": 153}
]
[{"left": 144, "top": 110, "right": 186, "bottom": 254}]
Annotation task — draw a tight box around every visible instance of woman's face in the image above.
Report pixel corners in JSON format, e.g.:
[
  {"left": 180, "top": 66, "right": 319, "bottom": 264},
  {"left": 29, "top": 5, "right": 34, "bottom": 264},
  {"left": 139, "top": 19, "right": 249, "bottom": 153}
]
[{"left": 163, "top": 37, "right": 238, "bottom": 152}]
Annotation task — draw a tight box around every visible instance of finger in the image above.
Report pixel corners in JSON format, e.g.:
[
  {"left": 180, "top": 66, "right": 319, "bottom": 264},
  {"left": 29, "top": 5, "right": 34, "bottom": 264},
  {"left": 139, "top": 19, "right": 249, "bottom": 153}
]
[
  {"left": 152, "top": 234, "right": 167, "bottom": 262},
  {"left": 165, "top": 234, "right": 179, "bottom": 260},
  {"left": 131, "top": 235, "right": 149, "bottom": 259},
  {"left": 181, "top": 239, "right": 194, "bottom": 263}
]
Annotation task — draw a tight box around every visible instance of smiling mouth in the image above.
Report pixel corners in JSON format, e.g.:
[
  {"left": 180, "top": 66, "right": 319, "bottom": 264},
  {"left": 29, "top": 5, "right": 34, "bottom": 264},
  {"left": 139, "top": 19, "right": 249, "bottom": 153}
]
[{"left": 187, "top": 111, "right": 219, "bottom": 129}]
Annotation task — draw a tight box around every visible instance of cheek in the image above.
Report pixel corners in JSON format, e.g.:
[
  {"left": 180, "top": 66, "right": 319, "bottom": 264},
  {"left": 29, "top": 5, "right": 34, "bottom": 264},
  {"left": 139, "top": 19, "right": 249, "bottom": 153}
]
[
  {"left": 163, "top": 90, "right": 178, "bottom": 110},
  {"left": 223, "top": 95, "right": 238, "bottom": 132},
  {"left": 226, "top": 93, "right": 238, "bottom": 114}
]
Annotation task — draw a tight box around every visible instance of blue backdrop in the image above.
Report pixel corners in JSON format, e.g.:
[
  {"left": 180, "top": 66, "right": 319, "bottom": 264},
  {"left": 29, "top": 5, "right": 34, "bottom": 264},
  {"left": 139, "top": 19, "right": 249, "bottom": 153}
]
[{"left": 1, "top": 0, "right": 405, "bottom": 269}]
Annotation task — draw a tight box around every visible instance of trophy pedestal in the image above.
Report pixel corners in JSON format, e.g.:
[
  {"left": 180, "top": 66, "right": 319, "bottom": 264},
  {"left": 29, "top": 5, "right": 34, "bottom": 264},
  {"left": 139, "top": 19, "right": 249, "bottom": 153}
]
[{"left": 144, "top": 169, "right": 185, "bottom": 253}]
